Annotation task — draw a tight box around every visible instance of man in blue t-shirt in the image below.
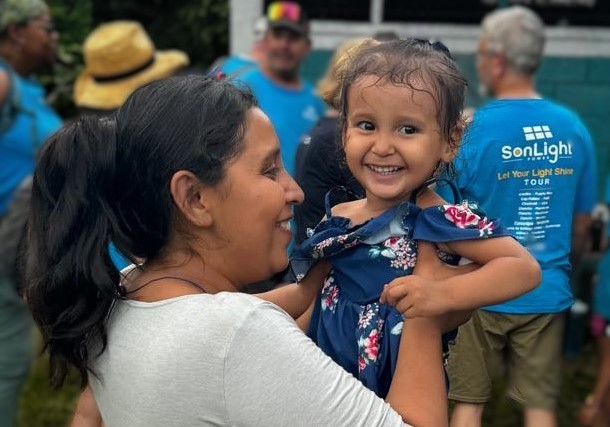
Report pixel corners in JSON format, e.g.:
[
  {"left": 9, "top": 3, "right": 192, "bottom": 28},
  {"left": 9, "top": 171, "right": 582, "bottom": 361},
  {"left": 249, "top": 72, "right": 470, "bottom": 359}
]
[
  {"left": 438, "top": 7, "right": 597, "bottom": 427},
  {"left": 214, "top": 17, "right": 267, "bottom": 78},
  {"left": 237, "top": 2, "right": 325, "bottom": 177}
]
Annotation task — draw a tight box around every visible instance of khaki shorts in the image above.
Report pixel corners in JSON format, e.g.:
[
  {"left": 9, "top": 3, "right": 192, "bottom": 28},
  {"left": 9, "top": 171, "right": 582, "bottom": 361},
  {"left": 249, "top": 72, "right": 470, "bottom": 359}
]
[{"left": 447, "top": 310, "right": 565, "bottom": 410}]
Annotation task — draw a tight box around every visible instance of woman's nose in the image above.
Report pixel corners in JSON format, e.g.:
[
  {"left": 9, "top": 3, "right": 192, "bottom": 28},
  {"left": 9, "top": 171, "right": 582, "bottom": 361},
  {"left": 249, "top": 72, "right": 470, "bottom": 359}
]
[{"left": 284, "top": 173, "right": 304, "bottom": 205}]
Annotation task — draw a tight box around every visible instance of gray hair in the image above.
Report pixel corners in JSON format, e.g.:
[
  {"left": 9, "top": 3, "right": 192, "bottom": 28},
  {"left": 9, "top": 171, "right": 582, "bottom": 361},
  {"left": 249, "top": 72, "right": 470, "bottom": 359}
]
[{"left": 481, "top": 6, "right": 545, "bottom": 75}]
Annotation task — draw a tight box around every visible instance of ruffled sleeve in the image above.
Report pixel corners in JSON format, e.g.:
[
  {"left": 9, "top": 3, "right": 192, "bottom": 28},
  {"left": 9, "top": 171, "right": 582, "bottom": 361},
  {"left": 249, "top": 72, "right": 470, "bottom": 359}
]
[
  {"left": 290, "top": 216, "right": 352, "bottom": 282},
  {"left": 413, "top": 200, "right": 511, "bottom": 243}
]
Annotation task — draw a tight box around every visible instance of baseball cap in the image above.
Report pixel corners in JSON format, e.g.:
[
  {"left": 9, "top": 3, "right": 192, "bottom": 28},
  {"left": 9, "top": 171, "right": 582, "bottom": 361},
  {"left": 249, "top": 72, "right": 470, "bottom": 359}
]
[{"left": 266, "top": 1, "right": 309, "bottom": 36}]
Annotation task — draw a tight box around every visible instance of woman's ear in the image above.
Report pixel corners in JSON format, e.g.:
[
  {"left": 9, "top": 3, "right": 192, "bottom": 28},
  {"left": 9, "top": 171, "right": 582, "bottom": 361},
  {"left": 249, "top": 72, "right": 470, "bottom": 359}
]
[
  {"left": 169, "top": 170, "right": 214, "bottom": 228},
  {"left": 6, "top": 24, "right": 26, "bottom": 48}
]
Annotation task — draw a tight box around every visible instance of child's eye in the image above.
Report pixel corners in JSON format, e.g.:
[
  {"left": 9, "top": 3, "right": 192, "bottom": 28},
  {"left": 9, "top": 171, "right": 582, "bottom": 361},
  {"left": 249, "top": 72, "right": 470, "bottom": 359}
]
[
  {"left": 398, "top": 125, "right": 417, "bottom": 135},
  {"left": 357, "top": 121, "right": 375, "bottom": 131}
]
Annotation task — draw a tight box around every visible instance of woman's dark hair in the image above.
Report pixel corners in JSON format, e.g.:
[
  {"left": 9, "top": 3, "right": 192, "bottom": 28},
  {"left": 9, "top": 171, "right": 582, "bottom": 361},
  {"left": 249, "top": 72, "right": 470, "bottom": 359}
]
[
  {"left": 338, "top": 38, "right": 467, "bottom": 178},
  {"left": 26, "top": 75, "right": 257, "bottom": 389}
]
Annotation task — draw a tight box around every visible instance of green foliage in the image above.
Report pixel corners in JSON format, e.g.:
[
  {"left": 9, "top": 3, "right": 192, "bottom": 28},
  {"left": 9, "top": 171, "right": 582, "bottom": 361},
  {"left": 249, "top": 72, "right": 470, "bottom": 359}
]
[
  {"left": 18, "top": 337, "right": 81, "bottom": 427},
  {"left": 42, "top": 0, "right": 229, "bottom": 117},
  {"left": 41, "top": 0, "right": 92, "bottom": 117},
  {"left": 91, "top": 0, "right": 229, "bottom": 70}
]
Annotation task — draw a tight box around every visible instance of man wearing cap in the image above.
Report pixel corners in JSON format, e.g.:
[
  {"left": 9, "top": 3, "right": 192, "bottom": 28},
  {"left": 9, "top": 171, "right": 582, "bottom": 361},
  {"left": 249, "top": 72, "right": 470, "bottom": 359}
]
[{"left": 238, "top": 1, "right": 325, "bottom": 177}]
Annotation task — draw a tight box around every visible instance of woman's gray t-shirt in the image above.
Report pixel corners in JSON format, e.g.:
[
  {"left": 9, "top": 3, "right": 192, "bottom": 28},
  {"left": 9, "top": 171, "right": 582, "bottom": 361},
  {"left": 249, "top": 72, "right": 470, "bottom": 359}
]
[{"left": 90, "top": 292, "right": 408, "bottom": 426}]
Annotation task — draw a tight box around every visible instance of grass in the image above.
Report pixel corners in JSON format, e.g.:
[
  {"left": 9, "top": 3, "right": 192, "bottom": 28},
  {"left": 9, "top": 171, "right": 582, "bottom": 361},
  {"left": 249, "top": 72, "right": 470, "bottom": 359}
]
[
  {"left": 18, "top": 333, "right": 598, "bottom": 426},
  {"left": 18, "top": 337, "right": 81, "bottom": 427}
]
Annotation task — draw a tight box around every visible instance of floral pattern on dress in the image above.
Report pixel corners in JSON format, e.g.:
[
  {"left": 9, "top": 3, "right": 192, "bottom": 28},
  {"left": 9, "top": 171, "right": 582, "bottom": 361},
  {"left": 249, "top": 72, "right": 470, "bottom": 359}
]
[
  {"left": 320, "top": 275, "right": 339, "bottom": 313},
  {"left": 357, "top": 304, "right": 384, "bottom": 373},
  {"left": 312, "top": 237, "right": 335, "bottom": 259},
  {"left": 368, "top": 236, "right": 417, "bottom": 271},
  {"left": 442, "top": 201, "right": 495, "bottom": 237}
]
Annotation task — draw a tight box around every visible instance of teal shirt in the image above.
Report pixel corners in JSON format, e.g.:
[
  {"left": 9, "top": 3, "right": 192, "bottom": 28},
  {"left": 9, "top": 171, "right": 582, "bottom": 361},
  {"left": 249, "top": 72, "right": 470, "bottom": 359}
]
[
  {"left": 0, "top": 73, "right": 62, "bottom": 214},
  {"left": 237, "top": 69, "right": 325, "bottom": 177}
]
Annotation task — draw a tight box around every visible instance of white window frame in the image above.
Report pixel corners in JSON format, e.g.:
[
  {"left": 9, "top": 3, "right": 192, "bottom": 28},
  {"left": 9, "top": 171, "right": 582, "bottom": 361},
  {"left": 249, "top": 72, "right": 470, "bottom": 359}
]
[{"left": 230, "top": 0, "right": 610, "bottom": 58}]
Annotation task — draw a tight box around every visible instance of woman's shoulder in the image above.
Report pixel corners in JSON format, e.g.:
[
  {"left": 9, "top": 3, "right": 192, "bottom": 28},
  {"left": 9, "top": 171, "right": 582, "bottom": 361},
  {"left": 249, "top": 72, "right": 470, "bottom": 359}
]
[{"left": 119, "top": 292, "right": 288, "bottom": 327}]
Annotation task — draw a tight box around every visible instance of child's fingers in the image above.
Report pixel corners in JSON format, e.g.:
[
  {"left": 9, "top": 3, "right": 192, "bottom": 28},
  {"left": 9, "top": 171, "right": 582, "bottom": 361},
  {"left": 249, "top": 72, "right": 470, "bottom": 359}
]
[{"left": 380, "top": 280, "right": 411, "bottom": 305}]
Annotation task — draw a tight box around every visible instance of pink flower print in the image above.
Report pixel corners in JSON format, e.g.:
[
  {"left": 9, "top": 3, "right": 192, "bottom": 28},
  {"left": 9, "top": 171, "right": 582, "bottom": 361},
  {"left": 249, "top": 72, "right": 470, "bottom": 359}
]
[
  {"left": 358, "top": 306, "right": 375, "bottom": 329},
  {"left": 383, "top": 237, "right": 416, "bottom": 271},
  {"left": 384, "top": 236, "right": 402, "bottom": 251},
  {"left": 477, "top": 219, "right": 495, "bottom": 237},
  {"left": 443, "top": 202, "right": 482, "bottom": 229},
  {"left": 312, "top": 237, "right": 334, "bottom": 259},
  {"left": 336, "top": 234, "right": 348, "bottom": 244},
  {"left": 363, "top": 329, "right": 380, "bottom": 362},
  {"left": 320, "top": 276, "right": 339, "bottom": 313},
  {"left": 358, "top": 356, "right": 366, "bottom": 372}
]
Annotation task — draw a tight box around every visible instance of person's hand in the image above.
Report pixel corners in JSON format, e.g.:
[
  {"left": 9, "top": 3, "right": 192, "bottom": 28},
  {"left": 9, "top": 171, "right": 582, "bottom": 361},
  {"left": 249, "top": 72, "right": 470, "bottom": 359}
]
[{"left": 380, "top": 241, "right": 479, "bottom": 319}]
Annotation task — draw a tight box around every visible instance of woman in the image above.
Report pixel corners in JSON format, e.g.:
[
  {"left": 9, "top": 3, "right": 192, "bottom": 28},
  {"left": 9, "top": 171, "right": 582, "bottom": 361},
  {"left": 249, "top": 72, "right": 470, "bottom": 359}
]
[
  {"left": 27, "top": 75, "right": 448, "bottom": 426},
  {"left": 0, "top": 1, "right": 61, "bottom": 425}
]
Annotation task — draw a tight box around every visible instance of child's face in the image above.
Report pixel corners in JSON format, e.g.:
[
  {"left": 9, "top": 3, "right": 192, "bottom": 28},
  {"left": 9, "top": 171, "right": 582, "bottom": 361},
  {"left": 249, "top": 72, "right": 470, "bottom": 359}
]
[{"left": 344, "top": 75, "right": 455, "bottom": 210}]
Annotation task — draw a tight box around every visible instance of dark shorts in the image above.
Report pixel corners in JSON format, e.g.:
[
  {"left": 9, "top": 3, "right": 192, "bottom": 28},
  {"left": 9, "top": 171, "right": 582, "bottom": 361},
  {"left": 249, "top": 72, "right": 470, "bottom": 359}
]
[{"left": 447, "top": 310, "right": 565, "bottom": 410}]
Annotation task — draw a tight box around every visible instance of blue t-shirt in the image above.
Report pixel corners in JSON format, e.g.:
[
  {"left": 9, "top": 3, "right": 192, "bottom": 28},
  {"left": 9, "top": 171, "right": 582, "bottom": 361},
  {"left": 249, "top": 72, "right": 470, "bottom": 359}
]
[
  {"left": 0, "top": 74, "right": 62, "bottom": 214},
  {"left": 238, "top": 69, "right": 325, "bottom": 176},
  {"left": 437, "top": 99, "right": 597, "bottom": 314},
  {"left": 219, "top": 55, "right": 257, "bottom": 77}
]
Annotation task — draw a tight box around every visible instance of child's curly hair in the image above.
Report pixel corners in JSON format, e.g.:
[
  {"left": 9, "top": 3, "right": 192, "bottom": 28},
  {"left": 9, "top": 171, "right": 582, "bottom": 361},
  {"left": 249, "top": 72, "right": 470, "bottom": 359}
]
[{"left": 338, "top": 38, "right": 468, "bottom": 179}]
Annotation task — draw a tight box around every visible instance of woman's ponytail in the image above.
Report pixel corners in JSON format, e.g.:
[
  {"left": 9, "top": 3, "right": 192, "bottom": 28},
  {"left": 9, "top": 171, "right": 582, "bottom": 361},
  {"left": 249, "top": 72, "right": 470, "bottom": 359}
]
[{"left": 27, "top": 116, "right": 122, "bottom": 389}]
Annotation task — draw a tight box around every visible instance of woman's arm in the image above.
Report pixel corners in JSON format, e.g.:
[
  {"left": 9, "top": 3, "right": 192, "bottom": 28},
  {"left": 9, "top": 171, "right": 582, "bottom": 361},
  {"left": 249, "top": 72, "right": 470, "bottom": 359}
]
[
  {"left": 255, "top": 261, "right": 329, "bottom": 319},
  {"left": 224, "top": 301, "right": 447, "bottom": 426},
  {"left": 386, "top": 317, "right": 447, "bottom": 427},
  {"left": 295, "top": 300, "right": 315, "bottom": 331},
  {"left": 70, "top": 386, "right": 103, "bottom": 427}
]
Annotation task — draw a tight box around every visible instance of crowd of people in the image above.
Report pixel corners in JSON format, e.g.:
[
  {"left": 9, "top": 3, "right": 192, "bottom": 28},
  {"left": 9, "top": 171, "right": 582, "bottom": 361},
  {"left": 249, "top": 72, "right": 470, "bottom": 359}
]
[{"left": 0, "top": 0, "right": 608, "bottom": 426}]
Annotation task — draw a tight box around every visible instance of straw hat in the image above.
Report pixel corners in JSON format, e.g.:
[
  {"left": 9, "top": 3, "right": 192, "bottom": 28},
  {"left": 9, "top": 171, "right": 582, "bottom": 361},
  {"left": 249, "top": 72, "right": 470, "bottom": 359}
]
[{"left": 74, "top": 21, "right": 189, "bottom": 110}]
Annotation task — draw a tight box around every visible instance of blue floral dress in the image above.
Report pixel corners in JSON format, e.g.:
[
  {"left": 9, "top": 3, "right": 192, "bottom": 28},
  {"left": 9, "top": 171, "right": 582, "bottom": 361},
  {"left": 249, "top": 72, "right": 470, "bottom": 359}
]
[{"left": 291, "top": 188, "right": 510, "bottom": 398}]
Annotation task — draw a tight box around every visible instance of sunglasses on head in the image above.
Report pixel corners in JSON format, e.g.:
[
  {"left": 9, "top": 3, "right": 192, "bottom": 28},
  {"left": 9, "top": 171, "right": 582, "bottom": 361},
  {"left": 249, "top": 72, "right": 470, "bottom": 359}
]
[{"left": 267, "top": 1, "right": 302, "bottom": 23}]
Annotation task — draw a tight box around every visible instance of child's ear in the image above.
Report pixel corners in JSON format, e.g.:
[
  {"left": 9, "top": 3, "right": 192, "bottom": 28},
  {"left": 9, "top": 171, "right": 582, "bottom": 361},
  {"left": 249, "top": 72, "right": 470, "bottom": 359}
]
[
  {"left": 441, "top": 124, "right": 464, "bottom": 163},
  {"left": 169, "top": 171, "right": 214, "bottom": 228}
]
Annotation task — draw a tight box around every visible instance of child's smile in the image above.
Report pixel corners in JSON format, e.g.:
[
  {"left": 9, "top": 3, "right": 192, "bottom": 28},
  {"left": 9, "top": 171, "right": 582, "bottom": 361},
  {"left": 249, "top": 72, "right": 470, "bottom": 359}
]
[{"left": 344, "top": 74, "right": 455, "bottom": 212}]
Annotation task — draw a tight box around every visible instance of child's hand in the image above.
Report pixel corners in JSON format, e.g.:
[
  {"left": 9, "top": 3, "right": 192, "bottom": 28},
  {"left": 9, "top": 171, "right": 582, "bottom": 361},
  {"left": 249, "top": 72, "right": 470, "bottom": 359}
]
[{"left": 380, "top": 241, "right": 479, "bottom": 318}]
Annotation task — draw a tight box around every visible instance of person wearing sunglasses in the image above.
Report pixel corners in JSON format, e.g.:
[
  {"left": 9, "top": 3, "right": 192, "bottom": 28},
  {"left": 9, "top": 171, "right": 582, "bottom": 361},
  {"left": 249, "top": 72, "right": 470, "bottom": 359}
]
[
  {"left": 237, "top": 1, "right": 325, "bottom": 179},
  {"left": 0, "top": 1, "right": 62, "bottom": 425}
]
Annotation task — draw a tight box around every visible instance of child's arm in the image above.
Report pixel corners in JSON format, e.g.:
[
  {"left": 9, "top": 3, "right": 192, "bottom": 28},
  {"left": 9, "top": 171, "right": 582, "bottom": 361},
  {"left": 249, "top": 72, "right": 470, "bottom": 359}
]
[
  {"left": 382, "top": 236, "right": 540, "bottom": 317},
  {"left": 256, "top": 261, "right": 329, "bottom": 319}
]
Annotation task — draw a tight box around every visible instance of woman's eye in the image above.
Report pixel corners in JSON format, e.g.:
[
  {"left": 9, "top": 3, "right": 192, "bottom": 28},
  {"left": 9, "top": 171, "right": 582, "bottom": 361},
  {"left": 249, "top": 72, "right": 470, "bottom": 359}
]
[
  {"left": 357, "top": 121, "right": 375, "bottom": 131},
  {"left": 263, "top": 165, "right": 280, "bottom": 179},
  {"left": 399, "top": 125, "right": 417, "bottom": 135}
]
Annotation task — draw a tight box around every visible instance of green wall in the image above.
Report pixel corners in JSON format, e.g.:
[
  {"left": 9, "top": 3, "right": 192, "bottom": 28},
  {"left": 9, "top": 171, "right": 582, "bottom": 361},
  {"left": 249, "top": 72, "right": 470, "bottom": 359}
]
[{"left": 303, "top": 51, "right": 610, "bottom": 201}]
